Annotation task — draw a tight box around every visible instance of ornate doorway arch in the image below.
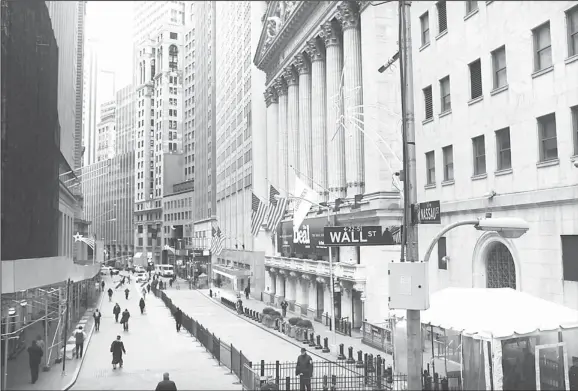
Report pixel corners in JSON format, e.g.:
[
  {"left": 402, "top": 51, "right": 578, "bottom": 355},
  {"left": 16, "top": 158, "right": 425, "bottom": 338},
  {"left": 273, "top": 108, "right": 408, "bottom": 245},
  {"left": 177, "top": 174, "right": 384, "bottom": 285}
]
[{"left": 472, "top": 232, "right": 521, "bottom": 290}]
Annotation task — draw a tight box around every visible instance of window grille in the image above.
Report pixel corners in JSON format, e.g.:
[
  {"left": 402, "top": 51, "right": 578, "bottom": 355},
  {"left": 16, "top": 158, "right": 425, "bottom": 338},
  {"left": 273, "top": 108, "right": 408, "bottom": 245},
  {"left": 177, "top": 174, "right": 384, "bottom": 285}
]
[
  {"left": 486, "top": 242, "right": 516, "bottom": 289},
  {"left": 423, "top": 86, "right": 433, "bottom": 120},
  {"left": 469, "top": 59, "right": 483, "bottom": 99},
  {"left": 437, "top": 1, "right": 447, "bottom": 34}
]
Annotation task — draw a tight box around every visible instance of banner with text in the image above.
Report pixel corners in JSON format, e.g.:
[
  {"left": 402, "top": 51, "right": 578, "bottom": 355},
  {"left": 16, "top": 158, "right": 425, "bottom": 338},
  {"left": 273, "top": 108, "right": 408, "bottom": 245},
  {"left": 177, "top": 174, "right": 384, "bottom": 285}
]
[{"left": 277, "top": 216, "right": 329, "bottom": 259}]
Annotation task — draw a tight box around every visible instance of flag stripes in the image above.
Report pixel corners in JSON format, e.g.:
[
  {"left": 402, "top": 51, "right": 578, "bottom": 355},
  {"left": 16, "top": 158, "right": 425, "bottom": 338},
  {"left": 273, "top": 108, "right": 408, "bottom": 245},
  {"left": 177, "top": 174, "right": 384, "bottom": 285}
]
[
  {"left": 266, "top": 185, "right": 287, "bottom": 232},
  {"left": 251, "top": 193, "right": 268, "bottom": 236}
]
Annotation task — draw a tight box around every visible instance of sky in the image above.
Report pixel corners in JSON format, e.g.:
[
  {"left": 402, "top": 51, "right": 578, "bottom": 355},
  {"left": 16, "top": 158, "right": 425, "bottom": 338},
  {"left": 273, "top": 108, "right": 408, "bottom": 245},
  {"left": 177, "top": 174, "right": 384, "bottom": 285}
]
[{"left": 85, "top": 1, "right": 134, "bottom": 93}]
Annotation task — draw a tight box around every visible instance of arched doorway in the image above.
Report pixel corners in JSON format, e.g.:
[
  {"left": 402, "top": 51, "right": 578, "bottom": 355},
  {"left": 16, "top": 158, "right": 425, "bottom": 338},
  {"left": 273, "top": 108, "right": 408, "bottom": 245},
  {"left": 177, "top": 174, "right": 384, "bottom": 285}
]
[{"left": 485, "top": 242, "right": 516, "bottom": 289}]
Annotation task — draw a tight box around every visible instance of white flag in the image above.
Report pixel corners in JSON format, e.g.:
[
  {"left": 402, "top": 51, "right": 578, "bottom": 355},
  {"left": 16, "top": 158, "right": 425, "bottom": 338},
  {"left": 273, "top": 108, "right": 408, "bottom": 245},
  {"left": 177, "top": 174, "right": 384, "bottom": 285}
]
[{"left": 293, "top": 175, "right": 319, "bottom": 231}]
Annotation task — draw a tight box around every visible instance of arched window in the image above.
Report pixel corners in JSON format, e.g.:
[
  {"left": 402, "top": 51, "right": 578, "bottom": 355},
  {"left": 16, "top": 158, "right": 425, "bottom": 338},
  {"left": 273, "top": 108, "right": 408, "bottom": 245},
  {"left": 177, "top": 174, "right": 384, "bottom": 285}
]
[
  {"left": 486, "top": 242, "right": 516, "bottom": 289},
  {"left": 169, "top": 45, "right": 178, "bottom": 71}
]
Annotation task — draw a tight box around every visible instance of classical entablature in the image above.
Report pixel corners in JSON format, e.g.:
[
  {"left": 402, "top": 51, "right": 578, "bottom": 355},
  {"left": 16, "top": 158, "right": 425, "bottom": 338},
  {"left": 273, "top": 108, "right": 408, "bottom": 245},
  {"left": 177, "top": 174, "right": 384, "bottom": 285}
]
[{"left": 254, "top": 1, "right": 370, "bottom": 81}]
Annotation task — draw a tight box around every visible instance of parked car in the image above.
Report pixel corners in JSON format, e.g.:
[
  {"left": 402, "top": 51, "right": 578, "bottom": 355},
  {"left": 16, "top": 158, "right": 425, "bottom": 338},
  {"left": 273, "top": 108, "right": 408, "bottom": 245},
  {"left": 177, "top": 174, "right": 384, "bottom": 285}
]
[{"left": 135, "top": 272, "right": 147, "bottom": 283}]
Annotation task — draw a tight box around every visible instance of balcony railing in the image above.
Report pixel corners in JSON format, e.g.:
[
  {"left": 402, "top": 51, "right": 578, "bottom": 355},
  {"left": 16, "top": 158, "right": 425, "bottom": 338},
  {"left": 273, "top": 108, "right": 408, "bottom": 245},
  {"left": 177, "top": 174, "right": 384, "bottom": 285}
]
[{"left": 264, "top": 256, "right": 366, "bottom": 281}]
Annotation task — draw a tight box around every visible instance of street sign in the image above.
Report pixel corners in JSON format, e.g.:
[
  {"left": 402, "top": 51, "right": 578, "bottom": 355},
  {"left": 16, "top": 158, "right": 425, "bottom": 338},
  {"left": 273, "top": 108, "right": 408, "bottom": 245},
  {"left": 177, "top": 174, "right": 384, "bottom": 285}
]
[
  {"left": 324, "top": 226, "right": 388, "bottom": 247},
  {"left": 418, "top": 200, "right": 441, "bottom": 224}
]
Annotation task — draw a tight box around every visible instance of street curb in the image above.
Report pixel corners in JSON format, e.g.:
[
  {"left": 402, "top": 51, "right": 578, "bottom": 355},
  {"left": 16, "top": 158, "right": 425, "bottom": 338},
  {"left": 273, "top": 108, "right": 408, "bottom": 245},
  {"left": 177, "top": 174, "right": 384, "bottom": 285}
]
[
  {"left": 62, "top": 291, "right": 105, "bottom": 391},
  {"left": 178, "top": 289, "right": 334, "bottom": 363}
]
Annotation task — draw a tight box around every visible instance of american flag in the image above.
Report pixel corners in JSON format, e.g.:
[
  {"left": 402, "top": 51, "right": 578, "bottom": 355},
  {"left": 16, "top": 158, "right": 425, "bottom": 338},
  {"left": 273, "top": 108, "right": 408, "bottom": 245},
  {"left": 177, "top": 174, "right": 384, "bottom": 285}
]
[
  {"left": 251, "top": 193, "right": 268, "bottom": 236},
  {"left": 266, "top": 185, "right": 287, "bottom": 232},
  {"left": 210, "top": 226, "right": 225, "bottom": 255}
]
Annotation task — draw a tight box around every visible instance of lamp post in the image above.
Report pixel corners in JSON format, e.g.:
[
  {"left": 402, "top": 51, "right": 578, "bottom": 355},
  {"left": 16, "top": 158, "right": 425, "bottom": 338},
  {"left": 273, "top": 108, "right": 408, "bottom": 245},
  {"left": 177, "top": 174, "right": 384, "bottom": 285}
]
[{"left": 274, "top": 194, "right": 339, "bottom": 348}]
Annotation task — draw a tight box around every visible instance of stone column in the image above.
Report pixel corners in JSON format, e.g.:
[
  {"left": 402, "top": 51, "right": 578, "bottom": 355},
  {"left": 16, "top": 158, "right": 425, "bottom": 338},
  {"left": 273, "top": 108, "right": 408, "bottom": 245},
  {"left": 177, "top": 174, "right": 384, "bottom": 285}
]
[
  {"left": 307, "top": 280, "right": 317, "bottom": 318},
  {"left": 284, "top": 65, "right": 299, "bottom": 195},
  {"left": 287, "top": 272, "right": 297, "bottom": 302},
  {"left": 296, "top": 54, "right": 313, "bottom": 186},
  {"left": 320, "top": 20, "right": 346, "bottom": 199},
  {"left": 305, "top": 38, "right": 328, "bottom": 202},
  {"left": 264, "top": 87, "right": 279, "bottom": 188},
  {"left": 337, "top": 1, "right": 365, "bottom": 197},
  {"left": 274, "top": 78, "right": 289, "bottom": 193},
  {"left": 269, "top": 272, "right": 277, "bottom": 296}
]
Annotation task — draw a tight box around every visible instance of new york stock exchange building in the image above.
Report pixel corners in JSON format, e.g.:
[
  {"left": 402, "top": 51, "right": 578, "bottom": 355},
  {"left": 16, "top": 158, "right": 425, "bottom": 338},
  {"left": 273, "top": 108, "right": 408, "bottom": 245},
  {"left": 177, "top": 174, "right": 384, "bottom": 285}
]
[{"left": 251, "top": 0, "right": 405, "bottom": 331}]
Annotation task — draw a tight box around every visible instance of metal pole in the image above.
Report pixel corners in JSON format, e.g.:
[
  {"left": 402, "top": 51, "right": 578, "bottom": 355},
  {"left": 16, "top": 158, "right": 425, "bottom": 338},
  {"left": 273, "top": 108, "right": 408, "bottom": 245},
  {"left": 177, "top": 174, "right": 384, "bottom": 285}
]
[
  {"left": 3, "top": 335, "right": 10, "bottom": 390},
  {"left": 326, "top": 209, "right": 337, "bottom": 348},
  {"left": 399, "top": 1, "right": 422, "bottom": 389},
  {"left": 44, "top": 294, "right": 49, "bottom": 368},
  {"left": 62, "top": 279, "right": 71, "bottom": 374}
]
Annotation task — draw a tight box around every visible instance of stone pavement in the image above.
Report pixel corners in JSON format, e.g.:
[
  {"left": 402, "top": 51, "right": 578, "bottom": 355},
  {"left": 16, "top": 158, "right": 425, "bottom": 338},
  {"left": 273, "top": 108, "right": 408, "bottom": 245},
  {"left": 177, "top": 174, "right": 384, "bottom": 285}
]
[{"left": 70, "top": 278, "right": 239, "bottom": 391}]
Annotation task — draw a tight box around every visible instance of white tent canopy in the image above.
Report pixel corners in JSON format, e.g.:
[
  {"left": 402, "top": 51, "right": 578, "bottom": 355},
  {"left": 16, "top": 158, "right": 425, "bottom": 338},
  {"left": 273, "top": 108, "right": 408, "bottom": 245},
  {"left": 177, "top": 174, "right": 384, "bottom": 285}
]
[{"left": 421, "top": 287, "right": 578, "bottom": 340}]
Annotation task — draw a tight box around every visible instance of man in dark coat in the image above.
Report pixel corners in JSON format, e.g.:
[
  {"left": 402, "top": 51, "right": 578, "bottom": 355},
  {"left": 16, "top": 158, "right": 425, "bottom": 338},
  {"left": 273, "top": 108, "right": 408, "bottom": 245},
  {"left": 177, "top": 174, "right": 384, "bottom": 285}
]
[
  {"left": 156, "top": 372, "right": 177, "bottom": 391},
  {"left": 139, "top": 298, "right": 146, "bottom": 314},
  {"left": 113, "top": 303, "right": 121, "bottom": 322},
  {"left": 108, "top": 288, "right": 113, "bottom": 302},
  {"left": 93, "top": 309, "right": 102, "bottom": 331},
  {"left": 28, "top": 340, "right": 43, "bottom": 384},
  {"left": 173, "top": 307, "right": 183, "bottom": 332},
  {"left": 124, "top": 287, "right": 130, "bottom": 300},
  {"left": 295, "top": 348, "right": 313, "bottom": 391},
  {"left": 101, "top": 280, "right": 105, "bottom": 291},
  {"left": 281, "top": 300, "right": 288, "bottom": 317},
  {"left": 121, "top": 309, "right": 130, "bottom": 331},
  {"left": 110, "top": 335, "right": 126, "bottom": 370},
  {"left": 147, "top": 283, "right": 151, "bottom": 293}
]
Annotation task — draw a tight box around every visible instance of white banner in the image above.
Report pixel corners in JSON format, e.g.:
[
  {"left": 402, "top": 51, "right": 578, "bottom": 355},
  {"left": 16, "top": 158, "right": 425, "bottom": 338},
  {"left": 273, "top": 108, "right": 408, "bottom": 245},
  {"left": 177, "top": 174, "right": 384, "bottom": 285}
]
[{"left": 293, "top": 175, "right": 319, "bottom": 231}]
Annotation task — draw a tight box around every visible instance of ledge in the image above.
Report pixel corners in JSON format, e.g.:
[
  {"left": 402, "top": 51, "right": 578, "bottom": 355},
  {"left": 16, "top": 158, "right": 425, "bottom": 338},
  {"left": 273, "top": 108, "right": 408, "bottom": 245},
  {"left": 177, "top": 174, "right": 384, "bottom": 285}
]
[
  {"left": 435, "top": 30, "right": 448, "bottom": 41},
  {"left": 531, "top": 65, "right": 554, "bottom": 79},
  {"left": 471, "top": 173, "right": 487, "bottom": 181},
  {"left": 490, "top": 85, "right": 508, "bottom": 96},
  {"left": 422, "top": 117, "right": 434, "bottom": 125},
  {"left": 419, "top": 42, "right": 431, "bottom": 52},
  {"left": 536, "top": 158, "right": 559, "bottom": 168},
  {"left": 468, "top": 96, "right": 484, "bottom": 106},
  {"left": 565, "top": 55, "right": 578, "bottom": 66},
  {"left": 464, "top": 9, "right": 479, "bottom": 21},
  {"left": 495, "top": 168, "right": 513, "bottom": 176},
  {"left": 424, "top": 183, "right": 436, "bottom": 190},
  {"left": 441, "top": 179, "right": 455, "bottom": 187},
  {"left": 439, "top": 109, "right": 452, "bottom": 118}
]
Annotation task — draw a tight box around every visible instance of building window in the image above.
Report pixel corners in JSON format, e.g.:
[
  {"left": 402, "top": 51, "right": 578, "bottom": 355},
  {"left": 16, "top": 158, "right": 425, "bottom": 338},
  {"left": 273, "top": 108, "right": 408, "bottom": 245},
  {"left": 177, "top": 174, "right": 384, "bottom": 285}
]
[
  {"left": 573, "top": 106, "right": 578, "bottom": 156},
  {"left": 532, "top": 22, "right": 552, "bottom": 71},
  {"left": 561, "top": 235, "right": 578, "bottom": 282},
  {"left": 472, "top": 135, "right": 486, "bottom": 175},
  {"left": 469, "top": 59, "right": 483, "bottom": 100},
  {"left": 439, "top": 76, "right": 451, "bottom": 113},
  {"left": 425, "top": 151, "right": 435, "bottom": 185},
  {"left": 420, "top": 12, "right": 430, "bottom": 46},
  {"left": 169, "top": 45, "right": 179, "bottom": 72},
  {"left": 423, "top": 86, "right": 433, "bottom": 120},
  {"left": 567, "top": 5, "right": 578, "bottom": 57},
  {"left": 491, "top": 46, "right": 507, "bottom": 89},
  {"left": 537, "top": 113, "right": 558, "bottom": 162},
  {"left": 442, "top": 145, "right": 453, "bottom": 181},
  {"left": 465, "top": 0, "right": 478, "bottom": 15},
  {"left": 438, "top": 237, "right": 447, "bottom": 270},
  {"left": 437, "top": 1, "right": 447, "bottom": 34},
  {"left": 170, "top": 32, "right": 178, "bottom": 40},
  {"left": 495, "top": 127, "right": 512, "bottom": 171}
]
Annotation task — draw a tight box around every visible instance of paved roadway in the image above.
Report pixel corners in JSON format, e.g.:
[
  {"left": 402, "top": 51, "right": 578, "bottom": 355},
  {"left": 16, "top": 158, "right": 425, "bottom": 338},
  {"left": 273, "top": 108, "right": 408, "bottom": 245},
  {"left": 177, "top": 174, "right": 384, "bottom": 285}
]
[{"left": 71, "top": 279, "right": 240, "bottom": 390}]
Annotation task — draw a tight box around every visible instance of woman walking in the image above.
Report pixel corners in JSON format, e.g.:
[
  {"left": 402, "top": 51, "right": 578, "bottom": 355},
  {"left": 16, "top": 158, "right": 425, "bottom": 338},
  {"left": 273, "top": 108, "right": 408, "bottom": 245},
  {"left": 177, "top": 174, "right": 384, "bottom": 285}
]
[
  {"left": 139, "top": 298, "right": 145, "bottom": 314},
  {"left": 120, "top": 309, "right": 130, "bottom": 331},
  {"left": 110, "top": 335, "right": 126, "bottom": 370}
]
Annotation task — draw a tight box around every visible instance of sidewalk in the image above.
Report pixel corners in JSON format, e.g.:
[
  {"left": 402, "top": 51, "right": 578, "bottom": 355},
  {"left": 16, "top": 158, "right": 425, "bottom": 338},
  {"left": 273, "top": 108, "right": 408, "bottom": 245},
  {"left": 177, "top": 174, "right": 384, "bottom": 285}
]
[
  {"left": 70, "top": 279, "right": 239, "bottom": 390},
  {"left": 6, "top": 277, "right": 107, "bottom": 391}
]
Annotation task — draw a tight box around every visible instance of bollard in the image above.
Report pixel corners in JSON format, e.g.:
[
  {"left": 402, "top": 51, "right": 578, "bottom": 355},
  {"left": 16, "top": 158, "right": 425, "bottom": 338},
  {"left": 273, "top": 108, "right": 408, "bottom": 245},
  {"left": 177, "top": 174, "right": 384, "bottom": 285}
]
[
  {"left": 322, "top": 337, "right": 330, "bottom": 353},
  {"left": 285, "top": 376, "right": 291, "bottom": 391},
  {"left": 346, "top": 346, "right": 355, "bottom": 364},
  {"left": 376, "top": 355, "right": 382, "bottom": 390},
  {"left": 363, "top": 353, "right": 369, "bottom": 385},
  {"left": 356, "top": 350, "right": 364, "bottom": 368},
  {"left": 434, "top": 372, "right": 439, "bottom": 391},
  {"left": 330, "top": 374, "right": 337, "bottom": 391},
  {"left": 315, "top": 335, "right": 323, "bottom": 350},
  {"left": 322, "top": 375, "right": 328, "bottom": 391},
  {"left": 441, "top": 377, "right": 449, "bottom": 391},
  {"left": 385, "top": 365, "right": 393, "bottom": 383},
  {"left": 309, "top": 332, "right": 316, "bottom": 347},
  {"left": 337, "top": 343, "right": 346, "bottom": 360},
  {"left": 367, "top": 354, "right": 375, "bottom": 373},
  {"left": 261, "top": 359, "right": 265, "bottom": 377}
]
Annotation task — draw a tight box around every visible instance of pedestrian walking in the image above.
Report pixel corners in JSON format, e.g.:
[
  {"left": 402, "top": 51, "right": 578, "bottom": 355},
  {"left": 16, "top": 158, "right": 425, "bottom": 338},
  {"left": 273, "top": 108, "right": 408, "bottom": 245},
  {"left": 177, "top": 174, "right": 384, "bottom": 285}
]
[
  {"left": 139, "top": 298, "right": 146, "bottom": 314},
  {"left": 125, "top": 287, "right": 130, "bottom": 300},
  {"left": 169, "top": 278, "right": 173, "bottom": 288},
  {"left": 27, "top": 340, "right": 43, "bottom": 384},
  {"left": 110, "top": 335, "right": 126, "bottom": 370},
  {"left": 113, "top": 303, "right": 121, "bottom": 322},
  {"left": 121, "top": 276, "right": 126, "bottom": 286},
  {"left": 110, "top": 269, "right": 113, "bottom": 279},
  {"left": 155, "top": 372, "right": 177, "bottom": 391},
  {"left": 35, "top": 335, "right": 45, "bottom": 353},
  {"left": 281, "top": 300, "right": 288, "bottom": 317},
  {"left": 120, "top": 309, "right": 130, "bottom": 331},
  {"left": 147, "top": 283, "right": 151, "bottom": 293},
  {"left": 74, "top": 326, "right": 87, "bottom": 359},
  {"left": 244, "top": 287, "right": 250, "bottom": 300},
  {"left": 101, "top": 280, "right": 105, "bottom": 291},
  {"left": 173, "top": 307, "right": 182, "bottom": 332},
  {"left": 93, "top": 309, "right": 102, "bottom": 331},
  {"left": 108, "top": 288, "right": 113, "bottom": 302},
  {"left": 142, "top": 287, "right": 147, "bottom": 298},
  {"left": 295, "top": 348, "right": 313, "bottom": 391}
]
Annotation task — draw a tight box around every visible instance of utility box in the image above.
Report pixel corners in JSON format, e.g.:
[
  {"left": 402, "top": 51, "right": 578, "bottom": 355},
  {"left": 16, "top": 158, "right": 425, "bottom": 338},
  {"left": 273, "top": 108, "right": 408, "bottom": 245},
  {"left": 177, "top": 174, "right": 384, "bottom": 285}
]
[{"left": 388, "top": 261, "right": 430, "bottom": 310}]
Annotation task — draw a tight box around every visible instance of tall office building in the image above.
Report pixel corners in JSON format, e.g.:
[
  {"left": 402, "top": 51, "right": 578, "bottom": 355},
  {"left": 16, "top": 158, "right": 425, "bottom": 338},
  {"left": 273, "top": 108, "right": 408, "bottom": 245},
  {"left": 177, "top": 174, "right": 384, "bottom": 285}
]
[
  {"left": 74, "top": 1, "right": 86, "bottom": 171},
  {"left": 213, "top": 1, "right": 267, "bottom": 286},
  {"left": 96, "top": 100, "right": 116, "bottom": 162},
  {"left": 83, "top": 38, "right": 99, "bottom": 167},
  {"left": 132, "top": 1, "right": 186, "bottom": 265},
  {"left": 184, "top": 1, "right": 217, "bottom": 251}
]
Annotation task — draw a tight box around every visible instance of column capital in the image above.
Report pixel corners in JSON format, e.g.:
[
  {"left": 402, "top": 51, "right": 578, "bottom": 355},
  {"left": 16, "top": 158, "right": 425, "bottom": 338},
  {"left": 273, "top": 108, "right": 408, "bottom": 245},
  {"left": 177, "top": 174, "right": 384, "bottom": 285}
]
[
  {"left": 320, "top": 20, "right": 341, "bottom": 47},
  {"left": 305, "top": 38, "right": 324, "bottom": 62},
  {"left": 336, "top": 1, "right": 360, "bottom": 31},
  {"left": 264, "top": 86, "right": 279, "bottom": 107},
  {"left": 273, "top": 77, "right": 288, "bottom": 96},
  {"left": 283, "top": 65, "right": 299, "bottom": 86},
  {"left": 295, "top": 53, "right": 310, "bottom": 75}
]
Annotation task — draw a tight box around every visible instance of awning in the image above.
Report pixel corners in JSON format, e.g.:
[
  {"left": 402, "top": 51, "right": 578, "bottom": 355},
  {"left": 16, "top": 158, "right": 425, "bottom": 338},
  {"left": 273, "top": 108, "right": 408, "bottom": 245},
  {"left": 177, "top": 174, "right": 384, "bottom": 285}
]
[{"left": 421, "top": 288, "right": 578, "bottom": 340}]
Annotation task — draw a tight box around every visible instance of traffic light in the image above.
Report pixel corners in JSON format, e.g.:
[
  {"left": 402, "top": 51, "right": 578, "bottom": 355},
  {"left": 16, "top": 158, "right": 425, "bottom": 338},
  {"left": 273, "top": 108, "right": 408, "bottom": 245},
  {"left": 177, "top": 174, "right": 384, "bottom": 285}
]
[{"left": 352, "top": 194, "right": 363, "bottom": 210}]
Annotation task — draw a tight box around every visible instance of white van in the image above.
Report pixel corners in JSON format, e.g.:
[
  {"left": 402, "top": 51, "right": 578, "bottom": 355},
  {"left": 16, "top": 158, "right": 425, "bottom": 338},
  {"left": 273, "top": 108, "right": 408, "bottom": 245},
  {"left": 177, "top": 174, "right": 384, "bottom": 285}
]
[{"left": 154, "top": 264, "right": 175, "bottom": 278}]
